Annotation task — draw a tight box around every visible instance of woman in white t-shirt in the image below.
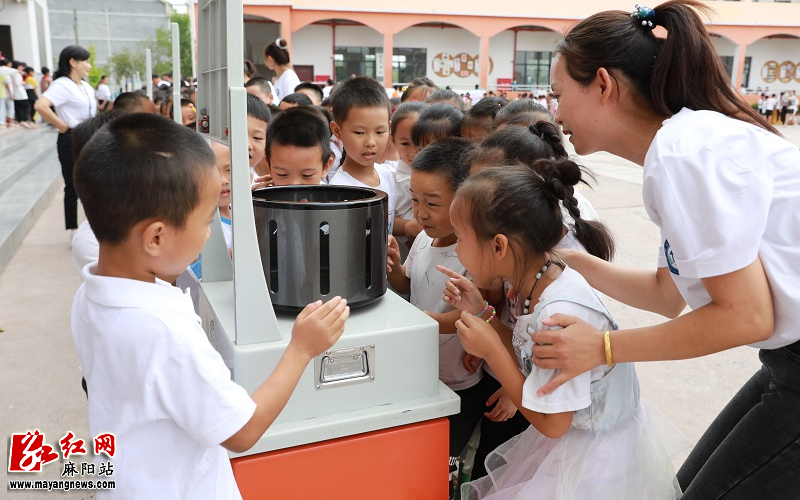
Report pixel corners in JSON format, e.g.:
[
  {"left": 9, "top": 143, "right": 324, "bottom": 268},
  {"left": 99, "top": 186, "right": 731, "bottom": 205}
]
[
  {"left": 533, "top": 2, "right": 800, "bottom": 499},
  {"left": 34, "top": 45, "right": 96, "bottom": 233},
  {"left": 95, "top": 75, "right": 111, "bottom": 111},
  {"left": 264, "top": 38, "right": 301, "bottom": 105}
]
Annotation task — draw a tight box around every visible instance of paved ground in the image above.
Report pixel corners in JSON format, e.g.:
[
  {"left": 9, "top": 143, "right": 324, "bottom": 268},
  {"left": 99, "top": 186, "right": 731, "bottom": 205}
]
[{"left": 1, "top": 123, "right": 799, "bottom": 498}]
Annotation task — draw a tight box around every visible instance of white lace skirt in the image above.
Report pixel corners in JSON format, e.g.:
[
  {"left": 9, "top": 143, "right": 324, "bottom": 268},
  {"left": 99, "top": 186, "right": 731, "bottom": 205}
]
[{"left": 462, "top": 400, "right": 691, "bottom": 500}]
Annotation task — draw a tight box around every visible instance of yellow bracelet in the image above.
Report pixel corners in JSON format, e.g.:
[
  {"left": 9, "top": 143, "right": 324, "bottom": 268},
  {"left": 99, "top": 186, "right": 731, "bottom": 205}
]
[{"left": 604, "top": 330, "right": 614, "bottom": 367}]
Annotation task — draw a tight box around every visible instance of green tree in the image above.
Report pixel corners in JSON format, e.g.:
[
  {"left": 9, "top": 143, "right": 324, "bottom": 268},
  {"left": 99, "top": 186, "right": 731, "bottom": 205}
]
[
  {"left": 108, "top": 47, "right": 145, "bottom": 84},
  {"left": 145, "top": 13, "right": 193, "bottom": 78},
  {"left": 107, "top": 12, "right": 193, "bottom": 86},
  {"left": 87, "top": 45, "right": 108, "bottom": 88}
]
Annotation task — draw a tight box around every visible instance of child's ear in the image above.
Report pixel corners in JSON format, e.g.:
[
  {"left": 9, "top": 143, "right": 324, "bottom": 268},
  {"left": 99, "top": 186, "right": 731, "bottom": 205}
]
[
  {"left": 330, "top": 121, "right": 342, "bottom": 140},
  {"left": 492, "top": 234, "right": 509, "bottom": 260},
  {"left": 142, "top": 221, "right": 167, "bottom": 257},
  {"left": 322, "top": 154, "right": 334, "bottom": 177}
]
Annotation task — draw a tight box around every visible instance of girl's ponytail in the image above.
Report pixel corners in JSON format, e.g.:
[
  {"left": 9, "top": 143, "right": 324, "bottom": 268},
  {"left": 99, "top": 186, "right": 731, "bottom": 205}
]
[
  {"left": 530, "top": 121, "right": 569, "bottom": 160},
  {"left": 534, "top": 159, "right": 616, "bottom": 262}
]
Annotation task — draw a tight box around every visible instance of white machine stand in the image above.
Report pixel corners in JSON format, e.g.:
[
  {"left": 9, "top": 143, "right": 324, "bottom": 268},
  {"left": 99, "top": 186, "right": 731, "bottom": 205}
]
[{"left": 194, "top": 0, "right": 459, "bottom": 458}]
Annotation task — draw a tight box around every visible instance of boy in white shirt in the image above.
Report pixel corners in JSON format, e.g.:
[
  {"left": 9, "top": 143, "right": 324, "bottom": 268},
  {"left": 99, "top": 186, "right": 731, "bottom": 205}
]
[
  {"left": 265, "top": 106, "right": 334, "bottom": 186},
  {"left": 385, "top": 137, "right": 496, "bottom": 496},
  {"left": 328, "top": 77, "right": 396, "bottom": 234},
  {"left": 71, "top": 113, "right": 349, "bottom": 498}
]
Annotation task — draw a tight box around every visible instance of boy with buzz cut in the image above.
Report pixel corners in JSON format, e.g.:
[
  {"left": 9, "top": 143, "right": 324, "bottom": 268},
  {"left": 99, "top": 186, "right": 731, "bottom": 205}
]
[
  {"left": 72, "top": 113, "right": 350, "bottom": 498},
  {"left": 266, "top": 106, "right": 334, "bottom": 185},
  {"left": 329, "top": 76, "right": 396, "bottom": 234}
]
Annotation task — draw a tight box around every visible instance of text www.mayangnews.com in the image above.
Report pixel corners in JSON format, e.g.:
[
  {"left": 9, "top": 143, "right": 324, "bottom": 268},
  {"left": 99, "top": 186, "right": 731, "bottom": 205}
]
[{"left": 8, "top": 479, "right": 116, "bottom": 492}]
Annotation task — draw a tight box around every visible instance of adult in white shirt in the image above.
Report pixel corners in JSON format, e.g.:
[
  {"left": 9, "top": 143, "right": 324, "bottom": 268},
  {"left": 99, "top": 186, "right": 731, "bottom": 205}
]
[
  {"left": 35, "top": 45, "right": 96, "bottom": 232},
  {"left": 95, "top": 75, "right": 112, "bottom": 111},
  {"left": 264, "top": 37, "right": 301, "bottom": 105},
  {"left": 470, "top": 84, "right": 484, "bottom": 106},
  {"left": 536, "top": 3, "right": 800, "bottom": 499}
]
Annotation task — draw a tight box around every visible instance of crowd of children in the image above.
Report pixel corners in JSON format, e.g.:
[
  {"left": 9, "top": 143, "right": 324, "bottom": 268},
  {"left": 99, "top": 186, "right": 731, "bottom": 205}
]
[{"left": 67, "top": 51, "right": 693, "bottom": 500}]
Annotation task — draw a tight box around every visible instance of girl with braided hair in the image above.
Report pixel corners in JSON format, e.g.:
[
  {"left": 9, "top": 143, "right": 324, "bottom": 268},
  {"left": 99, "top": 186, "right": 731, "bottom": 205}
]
[
  {"left": 441, "top": 163, "right": 687, "bottom": 499},
  {"left": 455, "top": 121, "right": 609, "bottom": 483}
]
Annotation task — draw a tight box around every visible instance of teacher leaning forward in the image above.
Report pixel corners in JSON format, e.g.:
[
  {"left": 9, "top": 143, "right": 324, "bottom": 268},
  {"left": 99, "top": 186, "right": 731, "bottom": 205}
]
[
  {"left": 533, "top": 1, "right": 800, "bottom": 498},
  {"left": 34, "top": 46, "right": 96, "bottom": 235}
]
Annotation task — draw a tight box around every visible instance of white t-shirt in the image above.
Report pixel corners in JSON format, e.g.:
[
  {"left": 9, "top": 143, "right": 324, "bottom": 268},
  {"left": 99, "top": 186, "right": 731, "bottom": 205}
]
[
  {"left": 404, "top": 231, "right": 483, "bottom": 391},
  {"left": 393, "top": 159, "right": 414, "bottom": 221},
  {"left": 72, "top": 264, "right": 256, "bottom": 499},
  {"left": 72, "top": 220, "right": 99, "bottom": 274},
  {"left": 273, "top": 69, "right": 301, "bottom": 104},
  {"left": 96, "top": 83, "right": 111, "bottom": 102},
  {"left": 329, "top": 163, "right": 396, "bottom": 235},
  {"left": 644, "top": 108, "right": 800, "bottom": 349},
  {"left": 43, "top": 77, "right": 96, "bottom": 128},
  {"left": 470, "top": 89, "right": 485, "bottom": 106},
  {"left": 9, "top": 70, "right": 26, "bottom": 100},
  {"left": 514, "top": 267, "right": 614, "bottom": 413}
]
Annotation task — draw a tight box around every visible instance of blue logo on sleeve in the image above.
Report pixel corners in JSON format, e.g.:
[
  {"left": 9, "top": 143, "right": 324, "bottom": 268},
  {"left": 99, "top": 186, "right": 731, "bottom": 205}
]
[{"left": 664, "top": 239, "right": 679, "bottom": 275}]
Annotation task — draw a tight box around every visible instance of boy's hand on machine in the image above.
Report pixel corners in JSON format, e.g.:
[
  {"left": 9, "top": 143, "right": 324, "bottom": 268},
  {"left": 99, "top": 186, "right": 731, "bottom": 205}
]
[
  {"left": 387, "top": 235, "right": 401, "bottom": 274},
  {"left": 463, "top": 353, "right": 483, "bottom": 374},
  {"left": 455, "top": 311, "right": 502, "bottom": 360},
  {"left": 251, "top": 174, "right": 273, "bottom": 190},
  {"left": 289, "top": 297, "right": 350, "bottom": 360},
  {"left": 438, "top": 265, "right": 484, "bottom": 315},
  {"left": 484, "top": 388, "right": 517, "bottom": 422}
]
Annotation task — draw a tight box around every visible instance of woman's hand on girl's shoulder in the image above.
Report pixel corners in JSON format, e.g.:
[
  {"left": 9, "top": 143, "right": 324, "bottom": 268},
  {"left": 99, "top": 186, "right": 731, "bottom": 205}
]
[
  {"left": 438, "top": 265, "right": 484, "bottom": 315},
  {"left": 530, "top": 314, "right": 605, "bottom": 396}
]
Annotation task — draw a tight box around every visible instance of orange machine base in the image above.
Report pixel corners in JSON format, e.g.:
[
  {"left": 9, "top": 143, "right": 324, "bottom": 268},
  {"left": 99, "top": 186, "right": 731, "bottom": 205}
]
[{"left": 231, "top": 417, "right": 450, "bottom": 500}]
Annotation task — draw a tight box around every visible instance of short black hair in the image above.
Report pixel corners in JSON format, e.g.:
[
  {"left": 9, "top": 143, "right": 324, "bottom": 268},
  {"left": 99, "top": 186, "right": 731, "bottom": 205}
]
[
  {"left": 281, "top": 92, "right": 313, "bottom": 107},
  {"left": 246, "top": 93, "right": 271, "bottom": 123},
  {"left": 71, "top": 111, "right": 121, "bottom": 162},
  {"left": 294, "top": 82, "right": 323, "bottom": 103},
  {"left": 313, "top": 105, "right": 333, "bottom": 125},
  {"left": 266, "top": 106, "right": 332, "bottom": 166},
  {"left": 245, "top": 76, "right": 272, "bottom": 98},
  {"left": 390, "top": 101, "right": 427, "bottom": 136},
  {"left": 411, "top": 103, "right": 463, "bottom": 147},
  {"left": 113, "top": 92, "right": 154, "bottom": 113},
  {"left": 461, "top": 96, "right": 508, "bottom": 138},
  {"left": 494, "top": 99, "right": 549, "bottom": 130},
  {"left": 74, "top": 113, "right": 216, "bottom": 244},
  {"left": 425, "top": 89, "right": 464, "bottom": 110},
  {"left": 330, "top": 76, "right": 391, "bottom": 124},
  {"left": 411, "top": 137, "right": 475, "bottom": 192}
]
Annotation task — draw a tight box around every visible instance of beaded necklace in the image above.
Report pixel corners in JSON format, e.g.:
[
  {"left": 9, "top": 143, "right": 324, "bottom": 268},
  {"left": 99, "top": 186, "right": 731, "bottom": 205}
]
[{"left": 522, "top": 259, "right": 566, "bottom": 315}]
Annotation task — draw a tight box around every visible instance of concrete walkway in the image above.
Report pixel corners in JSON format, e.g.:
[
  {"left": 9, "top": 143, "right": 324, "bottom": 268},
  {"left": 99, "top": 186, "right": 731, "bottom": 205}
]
[{"left": 2, "top": 123, "right": 799, "bottom": 497}]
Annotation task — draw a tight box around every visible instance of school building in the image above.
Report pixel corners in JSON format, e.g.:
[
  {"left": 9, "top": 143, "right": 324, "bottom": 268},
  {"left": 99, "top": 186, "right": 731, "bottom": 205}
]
[{"left": 240, "top": 0, "right": 800, "bottom": 93}]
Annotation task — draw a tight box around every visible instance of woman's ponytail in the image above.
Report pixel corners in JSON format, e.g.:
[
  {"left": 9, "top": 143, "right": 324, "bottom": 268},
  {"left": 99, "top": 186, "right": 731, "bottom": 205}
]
[
  {"left": 556, "top": 0, "right": 777, "bottom": 135},
  {"left": 651, "top": 1, "right": 774, "bottom": 133}
]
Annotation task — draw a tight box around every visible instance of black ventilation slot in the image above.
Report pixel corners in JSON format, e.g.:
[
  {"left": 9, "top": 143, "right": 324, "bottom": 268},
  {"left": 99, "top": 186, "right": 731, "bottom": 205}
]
[
  {"left": 320, "top": 222, "right": 330, "bottom": 295},
  {"left": 365, "top": 218, "right": 372, "bottom": 289},
  {"left": 269, "top": 220, "right": 279, "bottom": 292}
]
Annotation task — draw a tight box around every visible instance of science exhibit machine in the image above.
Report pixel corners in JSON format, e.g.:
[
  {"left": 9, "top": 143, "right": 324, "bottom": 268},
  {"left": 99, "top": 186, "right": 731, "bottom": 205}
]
[{"left": 193, "top": 1, "right": 459, "bottom": 498}]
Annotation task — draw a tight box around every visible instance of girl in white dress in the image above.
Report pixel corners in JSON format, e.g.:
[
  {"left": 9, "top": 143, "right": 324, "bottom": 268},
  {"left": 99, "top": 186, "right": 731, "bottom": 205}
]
[{"left": 442, "top": 163, "right": 688, "bottom": 499}]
